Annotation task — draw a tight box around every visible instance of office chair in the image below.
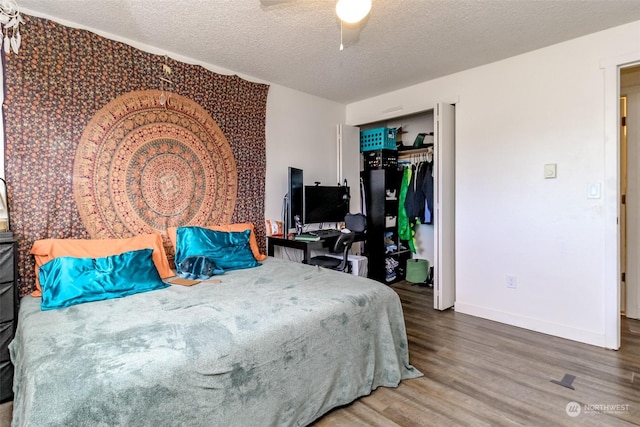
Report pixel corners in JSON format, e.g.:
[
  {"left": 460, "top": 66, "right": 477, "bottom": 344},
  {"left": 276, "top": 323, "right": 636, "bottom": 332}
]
[{"left": 308, "top": 231, "right": 355, "bottom": 273}]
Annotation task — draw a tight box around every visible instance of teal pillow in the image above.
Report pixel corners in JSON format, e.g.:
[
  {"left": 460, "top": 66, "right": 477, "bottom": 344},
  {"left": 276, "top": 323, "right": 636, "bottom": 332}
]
[
  {"left": 174, "top": 226, "right": 260, "bottom": 271},
  {"left": 39, "top": 248, "right": 169, "bottom": 311}
]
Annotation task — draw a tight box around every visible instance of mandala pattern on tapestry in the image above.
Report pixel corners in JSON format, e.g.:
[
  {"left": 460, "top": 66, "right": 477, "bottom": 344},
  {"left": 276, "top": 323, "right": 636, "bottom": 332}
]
[{"left": 73, "top": 89, "right": 237, "bottom": 240}]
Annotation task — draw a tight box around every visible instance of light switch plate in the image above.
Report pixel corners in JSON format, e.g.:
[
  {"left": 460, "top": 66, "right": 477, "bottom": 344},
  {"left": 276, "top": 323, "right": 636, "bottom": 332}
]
[
  {"left": 588, "top": 183, "right": 601, "bottom": 199},
  {"left": 544, "top": 163, "right": 557, "bottom": 179}
]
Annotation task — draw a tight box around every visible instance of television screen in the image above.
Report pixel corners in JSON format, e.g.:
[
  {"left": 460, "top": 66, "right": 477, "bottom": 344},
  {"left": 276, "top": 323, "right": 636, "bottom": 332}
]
[
  {"left": 287, "top": 167, "right": 304, "bottom": 229},
  {"left": 304, "top": 185, "right": 350, "bottom": 225}
]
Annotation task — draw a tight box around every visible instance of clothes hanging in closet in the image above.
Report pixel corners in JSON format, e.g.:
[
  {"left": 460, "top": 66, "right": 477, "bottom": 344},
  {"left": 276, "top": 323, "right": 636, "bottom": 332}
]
[
  {"left": 397, "top": 166, "right": 416, "bottom": 253},
  {"left": 404, "top": 159, "right": 434, "bottom": 225}
]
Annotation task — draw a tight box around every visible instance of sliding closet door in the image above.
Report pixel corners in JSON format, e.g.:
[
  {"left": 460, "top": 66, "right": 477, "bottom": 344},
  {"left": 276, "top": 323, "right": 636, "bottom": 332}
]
[{"left": 434, "top": 103, "right": 455, "bottom": 310}]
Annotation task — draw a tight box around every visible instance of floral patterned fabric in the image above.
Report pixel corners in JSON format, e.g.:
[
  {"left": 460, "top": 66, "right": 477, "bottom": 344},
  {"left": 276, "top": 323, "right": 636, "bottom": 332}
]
[{"left": 3, "top": 15, "right": 269, "bottom": 296}]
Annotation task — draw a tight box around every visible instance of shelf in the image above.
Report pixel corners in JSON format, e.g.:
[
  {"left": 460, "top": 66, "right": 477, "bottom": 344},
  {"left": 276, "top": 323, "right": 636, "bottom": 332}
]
[
  {"left": 385, "top": 249, "right": 412, "bottom": 257},
  {"left": 362, "top": 168, "right": 409, "bottom": 284}
]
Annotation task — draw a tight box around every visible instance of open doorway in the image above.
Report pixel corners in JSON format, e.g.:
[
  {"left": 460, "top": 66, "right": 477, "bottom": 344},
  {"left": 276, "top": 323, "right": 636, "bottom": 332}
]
[{"left": 620, "top": 65, "right": 640, "bottom": 320}]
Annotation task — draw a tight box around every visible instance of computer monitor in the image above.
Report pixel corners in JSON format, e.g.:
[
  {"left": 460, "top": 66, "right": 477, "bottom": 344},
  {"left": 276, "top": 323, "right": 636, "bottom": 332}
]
[
  {"left": 287, "top": 167, "right": 304, "bottom": 229},
  {"left": 304, "top": 185, "right": 350, "bottom": 225}
]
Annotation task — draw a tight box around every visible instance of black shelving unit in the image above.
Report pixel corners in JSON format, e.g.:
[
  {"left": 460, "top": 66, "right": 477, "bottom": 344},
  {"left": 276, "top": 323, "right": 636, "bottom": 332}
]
[{"left": 361, "top": 168, "right": 412, "bottom": 284}]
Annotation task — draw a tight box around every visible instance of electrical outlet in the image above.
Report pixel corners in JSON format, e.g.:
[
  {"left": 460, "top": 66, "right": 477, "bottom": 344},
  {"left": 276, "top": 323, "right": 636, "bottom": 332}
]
[{"left": 506, "top": 275, "right": 517, "bottom": 289}]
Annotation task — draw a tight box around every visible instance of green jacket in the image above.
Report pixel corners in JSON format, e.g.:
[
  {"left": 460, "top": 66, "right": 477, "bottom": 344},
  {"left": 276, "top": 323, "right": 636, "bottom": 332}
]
[{"left": 398, "top": 167, "right": 416, "bottom": 253}]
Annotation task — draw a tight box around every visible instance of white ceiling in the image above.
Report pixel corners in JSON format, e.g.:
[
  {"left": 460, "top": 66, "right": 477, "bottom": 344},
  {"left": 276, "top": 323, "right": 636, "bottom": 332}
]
[{"left": 18, "top": 0, "right": 640, "bottom": 103}]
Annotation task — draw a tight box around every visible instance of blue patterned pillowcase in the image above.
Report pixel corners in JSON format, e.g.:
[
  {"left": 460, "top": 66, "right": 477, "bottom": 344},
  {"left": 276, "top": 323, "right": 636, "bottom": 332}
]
[
  {"left": 174, "top": 226, "right": 260, "bottom": 271},
  {"left": 39, "top": 248, "right": 169, "bottom": 311}
]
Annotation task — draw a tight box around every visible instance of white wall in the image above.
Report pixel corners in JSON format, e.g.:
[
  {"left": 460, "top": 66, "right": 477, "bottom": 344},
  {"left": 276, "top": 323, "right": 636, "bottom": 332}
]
[
  {"left": 347, "top": 21, "right": 640, "bottom": 347},
  {"left": 264, "top": 85, "right": 346, "bottom": 224}
]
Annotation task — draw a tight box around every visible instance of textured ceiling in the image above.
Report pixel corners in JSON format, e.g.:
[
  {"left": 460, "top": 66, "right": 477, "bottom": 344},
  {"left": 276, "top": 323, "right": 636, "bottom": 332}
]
[{"left": 18, "top": 0, "right": 640, "bottom": 103}]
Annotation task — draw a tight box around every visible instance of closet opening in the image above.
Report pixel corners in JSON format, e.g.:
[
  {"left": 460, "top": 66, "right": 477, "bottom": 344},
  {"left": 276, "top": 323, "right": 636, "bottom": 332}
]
[{"left": 357, "top": 103, "right": 455, "bottom": 310}]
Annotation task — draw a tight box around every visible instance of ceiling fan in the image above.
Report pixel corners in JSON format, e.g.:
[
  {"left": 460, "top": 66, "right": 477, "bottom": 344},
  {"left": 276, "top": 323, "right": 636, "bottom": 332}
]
[{"left": 260, "top": 0, "right": 372, "bottom": 50}]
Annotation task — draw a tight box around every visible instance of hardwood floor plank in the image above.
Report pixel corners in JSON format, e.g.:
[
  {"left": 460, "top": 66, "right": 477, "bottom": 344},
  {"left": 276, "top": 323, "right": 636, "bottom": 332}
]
[
  {"left": 315, "top": 398, "right": 403, "bottom": 427},
  {"left": 313, "top": 281, "right": 640, "bottom": 426}
]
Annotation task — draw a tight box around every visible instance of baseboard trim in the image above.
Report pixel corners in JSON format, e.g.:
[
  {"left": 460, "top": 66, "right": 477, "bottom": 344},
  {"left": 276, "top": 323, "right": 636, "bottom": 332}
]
[{"left": 455, "top": 302, "right": 608, "bottom": 348}]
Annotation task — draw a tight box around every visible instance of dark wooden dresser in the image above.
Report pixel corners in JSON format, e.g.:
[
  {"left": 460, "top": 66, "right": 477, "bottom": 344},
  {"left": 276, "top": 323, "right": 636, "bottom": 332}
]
[{"left": 0, "top": 238, "right": 17, "bottom": 403}]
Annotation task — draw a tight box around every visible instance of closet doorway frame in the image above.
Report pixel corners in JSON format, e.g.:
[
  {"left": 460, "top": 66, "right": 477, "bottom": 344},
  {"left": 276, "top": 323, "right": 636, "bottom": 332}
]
[{"left": 353, "top": 102, "right": 456, "bottom": 310}]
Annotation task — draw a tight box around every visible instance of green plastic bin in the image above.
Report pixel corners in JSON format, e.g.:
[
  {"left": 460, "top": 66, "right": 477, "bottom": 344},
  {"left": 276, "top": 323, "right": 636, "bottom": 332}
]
[{"left": 406, "top": 258, "right": 429, "bottom": 283}]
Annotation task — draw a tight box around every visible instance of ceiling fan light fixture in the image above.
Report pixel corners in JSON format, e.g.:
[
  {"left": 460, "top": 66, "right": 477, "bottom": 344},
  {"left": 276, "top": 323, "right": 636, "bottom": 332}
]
[{"left": 335, "top": 0, "right": 371, "bottom": 24}]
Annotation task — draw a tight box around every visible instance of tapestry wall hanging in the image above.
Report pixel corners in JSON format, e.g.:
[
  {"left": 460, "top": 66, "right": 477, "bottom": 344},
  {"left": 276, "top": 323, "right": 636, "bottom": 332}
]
[
  {"left": 3, "top": 15, "right": 270, "bottom": 296},
  {"left": 74, "top": 90, "right": 237, "bottom": 237}
]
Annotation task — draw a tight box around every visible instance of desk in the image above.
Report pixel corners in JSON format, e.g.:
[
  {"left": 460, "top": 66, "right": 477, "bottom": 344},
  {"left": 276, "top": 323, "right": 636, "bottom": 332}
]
[
  {"left": 267, "top": 235, "right": 334, "bottom": 264},
  {"left": 267, "top": 232, "right": 365, "bottom": 264}
]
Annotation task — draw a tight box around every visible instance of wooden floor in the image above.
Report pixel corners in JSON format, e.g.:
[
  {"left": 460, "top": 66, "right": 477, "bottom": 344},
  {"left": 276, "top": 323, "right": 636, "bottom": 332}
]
[{"left": 314, "top": 281, "right": 640, "bottom": 426}]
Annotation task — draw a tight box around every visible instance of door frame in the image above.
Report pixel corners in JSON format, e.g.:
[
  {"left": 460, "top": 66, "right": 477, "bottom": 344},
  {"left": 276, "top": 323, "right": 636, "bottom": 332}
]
[
  {"left": 603, "top": 52, "right": 640, "bottom": 349},
  {"left": 619, "top": 80, "right": 640, "bottom": 319},
  {"left": 620, "top": 95, "right": 627, "bottom": 317}
]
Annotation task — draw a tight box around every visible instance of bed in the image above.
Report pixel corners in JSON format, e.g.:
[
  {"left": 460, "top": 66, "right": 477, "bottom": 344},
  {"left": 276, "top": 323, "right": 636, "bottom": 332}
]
[{"left": 9, "top": 255, "right": 421, "bottom": 426}]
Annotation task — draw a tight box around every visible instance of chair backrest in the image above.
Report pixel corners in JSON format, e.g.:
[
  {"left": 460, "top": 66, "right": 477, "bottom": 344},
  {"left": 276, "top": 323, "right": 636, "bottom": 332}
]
[
  {"left": 344, "top": 213, "right": 366, "bottom": 233},
  {"left": 330, "top": 231, "right": 355, "bottom": 254},
  {"left": 329, "top": 231, "right": 355, "bottom": 272}
]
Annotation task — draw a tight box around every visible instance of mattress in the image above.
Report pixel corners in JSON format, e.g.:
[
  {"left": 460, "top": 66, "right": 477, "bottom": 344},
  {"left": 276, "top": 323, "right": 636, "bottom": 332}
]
[{"left": 10, "top": 257, "right": 421, "bottom": 426}]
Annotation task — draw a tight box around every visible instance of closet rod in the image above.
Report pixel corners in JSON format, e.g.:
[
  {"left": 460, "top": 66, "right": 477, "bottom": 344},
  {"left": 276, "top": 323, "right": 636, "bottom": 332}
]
[{"left": 397, "top": 143, "right": 434, "bottom": 160}]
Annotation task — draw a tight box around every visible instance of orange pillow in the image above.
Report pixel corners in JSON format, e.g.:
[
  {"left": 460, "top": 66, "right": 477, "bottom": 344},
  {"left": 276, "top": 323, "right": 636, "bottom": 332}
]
[
  {"left": 167, "top": 223, "right": 267, "bottom": 262},
  {"left": 265, "top": 219, "right": 284, "bottom": 237},
  {"left": 30, "top": 233, "right": 173, "bottom": 297}
]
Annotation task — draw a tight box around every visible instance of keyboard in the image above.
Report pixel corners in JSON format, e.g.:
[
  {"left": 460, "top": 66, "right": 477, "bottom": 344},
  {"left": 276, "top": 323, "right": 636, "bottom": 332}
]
[{"left": 310, "top": 229, "right": 341, "bottom": 238}]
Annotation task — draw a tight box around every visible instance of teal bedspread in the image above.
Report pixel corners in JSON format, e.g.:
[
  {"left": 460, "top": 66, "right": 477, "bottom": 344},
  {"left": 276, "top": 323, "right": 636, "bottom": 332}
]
[{"left": 10, "top": 257, "right": 421, "bottom": 426}]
